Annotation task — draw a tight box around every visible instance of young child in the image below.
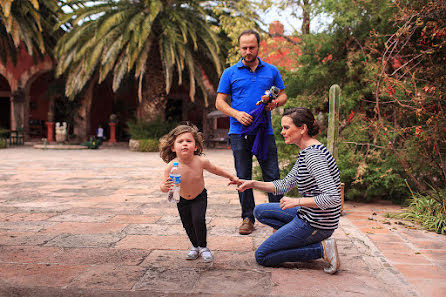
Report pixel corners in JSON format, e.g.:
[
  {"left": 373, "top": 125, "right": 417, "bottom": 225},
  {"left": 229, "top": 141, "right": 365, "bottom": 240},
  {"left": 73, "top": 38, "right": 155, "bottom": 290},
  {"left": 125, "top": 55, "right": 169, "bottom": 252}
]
[
  {"left": 159, "top": 123, "right": 239, "bottom": 262},
  {"left": 96, "top": 125, "right": 104, "bottom": 144}
]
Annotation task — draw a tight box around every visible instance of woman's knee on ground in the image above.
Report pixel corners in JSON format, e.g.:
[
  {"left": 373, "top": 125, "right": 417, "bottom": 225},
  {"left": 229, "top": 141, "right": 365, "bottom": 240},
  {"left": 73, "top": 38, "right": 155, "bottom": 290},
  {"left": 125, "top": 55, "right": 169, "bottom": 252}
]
[{"left": 255, "top": 249, "right": 269, "bottom": 266}]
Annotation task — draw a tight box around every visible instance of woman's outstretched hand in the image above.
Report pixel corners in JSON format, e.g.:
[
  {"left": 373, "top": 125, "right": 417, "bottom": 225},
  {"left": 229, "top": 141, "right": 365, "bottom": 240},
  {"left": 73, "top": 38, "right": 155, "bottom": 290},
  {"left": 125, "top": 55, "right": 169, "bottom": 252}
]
[{"left": 234, "top": 179, "right": 254, "bottom": 192}]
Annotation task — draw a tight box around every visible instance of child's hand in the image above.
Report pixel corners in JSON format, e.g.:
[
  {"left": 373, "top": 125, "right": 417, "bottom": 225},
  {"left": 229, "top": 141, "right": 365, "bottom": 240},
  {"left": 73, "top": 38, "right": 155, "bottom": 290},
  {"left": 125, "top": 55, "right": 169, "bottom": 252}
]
[
  {"left": 160, "top": 177, "right": 173, "bottom": 192},
  {"left": 228, "top": 176, "right": 242, "bottom": 186}
]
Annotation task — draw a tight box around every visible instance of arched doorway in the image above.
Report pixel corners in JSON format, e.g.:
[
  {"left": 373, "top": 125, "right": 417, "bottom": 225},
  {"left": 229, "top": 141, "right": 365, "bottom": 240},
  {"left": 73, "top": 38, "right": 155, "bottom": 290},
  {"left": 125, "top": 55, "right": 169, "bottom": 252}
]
[
  {"left": 90, "top": 78, "right": 138, "bottom": 141},
  {"left": 28, "top": 72, "right": 51, "bottom": 138},
  {"left": 0, "top": 75, "right": 11, "bottom": 130}
]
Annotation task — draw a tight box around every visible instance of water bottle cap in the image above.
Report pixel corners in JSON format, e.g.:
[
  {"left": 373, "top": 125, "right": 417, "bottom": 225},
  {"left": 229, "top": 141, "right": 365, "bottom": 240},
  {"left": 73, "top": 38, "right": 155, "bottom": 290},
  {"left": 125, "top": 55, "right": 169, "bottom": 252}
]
[{"left": 173, "top": 162, "right": 179, "bottom": 166}]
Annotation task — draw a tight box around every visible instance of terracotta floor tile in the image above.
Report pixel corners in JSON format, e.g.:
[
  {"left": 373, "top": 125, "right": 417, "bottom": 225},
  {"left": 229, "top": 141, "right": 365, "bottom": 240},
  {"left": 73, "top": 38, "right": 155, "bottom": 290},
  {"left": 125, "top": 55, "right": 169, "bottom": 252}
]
[
  {"left": 372, "top": 240, "right": 414, "bottom": 253},
  {"left": 381, "top": 250, "right": 432, "bottom": 265},
  {"left": 207, "top": 236, "right": 254, "bottom": 251},
  {"left": 411, "top": 239, "right": 446, "bottom": 250},
  {"left": 0, "top": 233, "right": 57, "bottom": 246},
  {"left": 48, "top": 247, "right": 150, "bottom": 265},
  {"left": 209, "top": 217, "right": 241, "bottom": 227},
  {"left": 68, "top": 264, "right": 146, "bottom": 290},
  {"left": 366, "top": 233, "right": 404, "bottom": 242},
  {"left": 411, "top": 279, "right": 446, "bottom": 297},
  {"left": 42, "top": 222, "right": 128, "bottom": 234},
  {"left": 5, "top": 213, "right": 54, "bottom": 222},
  {"left": 271, "top": 267, "right": 392, "bottom": 297},
  {"left": 115, "top": 235, "right": 190, "bottom": 250},
  {"left": 194, "top": 269, "right": 271, "bottom": 296},
  {"left": 0, "top": 213, "right": 13, "bottom": 221},
  {"left": 0, "top": 246, "right": 60, "bottom": 263},
  {"left": 107, "top": 215, "right": 161, "bottom": 224},
  {"left": 393, "top": 263, "right": 446, "bottom": 280},
  {"left": 359, "top": 227, "right": 393, "bottom": 234},
  {"left": 0, "top": 263, "right": 88, "bottom": 287},
  {"left": 419, "top": 249, "right": 446, "bottom": 262}
]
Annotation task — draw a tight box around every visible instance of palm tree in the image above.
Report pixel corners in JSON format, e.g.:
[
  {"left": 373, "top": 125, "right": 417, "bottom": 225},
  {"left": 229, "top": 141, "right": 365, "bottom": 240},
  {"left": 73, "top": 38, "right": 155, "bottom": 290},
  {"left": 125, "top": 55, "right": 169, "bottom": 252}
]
[
  {"left": 56, "top": 0, "right": 224, "bottom": 121},
  {"left": 0, "top": 0, "right": 60, "bottom": 65}
]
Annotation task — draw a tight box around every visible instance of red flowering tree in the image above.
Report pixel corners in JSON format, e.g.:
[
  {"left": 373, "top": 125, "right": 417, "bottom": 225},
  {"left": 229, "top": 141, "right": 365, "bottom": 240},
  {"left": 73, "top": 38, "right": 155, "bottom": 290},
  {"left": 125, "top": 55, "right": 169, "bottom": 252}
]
[
  {"left": 373, "top": 0, "right": 446, "bottom": 192},
  {"left": 259, "top": 21, "right": 302, "bottom": 71}
]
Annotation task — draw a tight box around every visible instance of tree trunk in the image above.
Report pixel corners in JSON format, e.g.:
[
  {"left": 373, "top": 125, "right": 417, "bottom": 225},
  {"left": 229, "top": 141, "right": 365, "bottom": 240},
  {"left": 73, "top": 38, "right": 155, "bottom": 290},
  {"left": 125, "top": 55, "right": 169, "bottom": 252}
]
[
  {"left": 301, "top": 0, "right": 311, "bottom": 35},
  {"left": 138, "top": 43, "right": 167, "bottom": 122},
  {"left": 73, "top": 79, "right": 94, "bottom": 142}
]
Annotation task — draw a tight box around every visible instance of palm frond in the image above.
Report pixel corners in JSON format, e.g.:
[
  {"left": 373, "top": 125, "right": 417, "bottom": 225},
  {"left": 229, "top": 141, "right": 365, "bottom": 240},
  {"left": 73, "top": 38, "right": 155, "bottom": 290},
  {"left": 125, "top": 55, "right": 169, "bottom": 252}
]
[
  {"left": 185, "top": 50, "right": 196, "bottom": 102},
  {"left": 55, "top": 0, "right": 225, "bottom": 107},
  {"left": 112, "top": 54, "right": 129, "bottom": 92}
]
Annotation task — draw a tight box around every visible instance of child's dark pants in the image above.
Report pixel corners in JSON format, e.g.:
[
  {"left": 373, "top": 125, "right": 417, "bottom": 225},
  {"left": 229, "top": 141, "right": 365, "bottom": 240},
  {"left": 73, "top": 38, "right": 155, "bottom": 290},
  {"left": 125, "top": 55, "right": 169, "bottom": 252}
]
[{"left": 177, "top": 188, "right": 208, "bottom": 247}]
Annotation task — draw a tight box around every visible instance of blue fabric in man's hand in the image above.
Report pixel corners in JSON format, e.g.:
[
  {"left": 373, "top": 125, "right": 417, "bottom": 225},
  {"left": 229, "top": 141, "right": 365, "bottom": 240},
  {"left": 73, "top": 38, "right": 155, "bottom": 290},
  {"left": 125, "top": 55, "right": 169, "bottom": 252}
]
[{"left": 240, "top": 103, "right": 270, "bottom": 161}]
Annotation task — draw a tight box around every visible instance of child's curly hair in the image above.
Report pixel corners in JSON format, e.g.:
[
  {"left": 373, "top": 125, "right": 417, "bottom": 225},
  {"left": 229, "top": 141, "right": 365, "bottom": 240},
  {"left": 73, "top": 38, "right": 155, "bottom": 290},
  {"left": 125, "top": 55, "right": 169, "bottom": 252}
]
[{"left": 159, "top": 123, "right": 204, "bottom": 163}]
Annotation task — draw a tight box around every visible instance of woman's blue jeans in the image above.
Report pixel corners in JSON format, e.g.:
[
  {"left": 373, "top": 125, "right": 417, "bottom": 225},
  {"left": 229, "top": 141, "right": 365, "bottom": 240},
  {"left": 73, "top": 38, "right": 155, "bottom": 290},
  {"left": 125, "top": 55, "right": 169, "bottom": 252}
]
[{"left": 254, "top": 203, "right": 334, "bottom": 266}]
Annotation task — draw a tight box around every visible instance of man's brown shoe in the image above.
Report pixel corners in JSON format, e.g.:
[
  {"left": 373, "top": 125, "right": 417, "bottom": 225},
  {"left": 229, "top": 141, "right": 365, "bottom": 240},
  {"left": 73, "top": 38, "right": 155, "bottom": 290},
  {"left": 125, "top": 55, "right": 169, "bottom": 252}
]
[{"left": 239, "top": 218, "right": 254, "bottom": 235}]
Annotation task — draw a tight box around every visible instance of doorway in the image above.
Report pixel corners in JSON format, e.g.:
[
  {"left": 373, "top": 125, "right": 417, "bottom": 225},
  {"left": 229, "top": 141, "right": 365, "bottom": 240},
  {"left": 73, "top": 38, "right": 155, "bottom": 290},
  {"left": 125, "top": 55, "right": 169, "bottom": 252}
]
[{"left": 0, "top": 97, "right": 10, "bottom": 130}]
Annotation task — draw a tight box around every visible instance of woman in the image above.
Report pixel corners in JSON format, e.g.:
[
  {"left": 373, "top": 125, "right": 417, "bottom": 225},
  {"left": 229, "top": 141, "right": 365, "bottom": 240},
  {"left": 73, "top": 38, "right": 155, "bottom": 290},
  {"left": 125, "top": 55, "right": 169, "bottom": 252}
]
[{"left": 235, "top": 107, "right": 341, "bottom": 274}]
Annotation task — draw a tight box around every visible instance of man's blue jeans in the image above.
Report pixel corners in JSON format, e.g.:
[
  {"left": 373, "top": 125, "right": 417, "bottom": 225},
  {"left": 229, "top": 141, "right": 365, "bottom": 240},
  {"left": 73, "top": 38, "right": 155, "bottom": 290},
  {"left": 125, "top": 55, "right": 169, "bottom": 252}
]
[
  {"left": 254, "top": 203, "right": 334, "bottom": 266},
  {"left": 229, "top": 134, "right": 282, "bottom": 223}
]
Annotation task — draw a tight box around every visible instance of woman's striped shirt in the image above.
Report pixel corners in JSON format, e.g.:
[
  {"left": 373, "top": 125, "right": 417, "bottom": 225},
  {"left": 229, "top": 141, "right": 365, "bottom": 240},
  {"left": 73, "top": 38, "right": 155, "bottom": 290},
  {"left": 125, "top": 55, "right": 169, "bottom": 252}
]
[{"left": 272, "top": 144, "right": 341, "bottom": 230}]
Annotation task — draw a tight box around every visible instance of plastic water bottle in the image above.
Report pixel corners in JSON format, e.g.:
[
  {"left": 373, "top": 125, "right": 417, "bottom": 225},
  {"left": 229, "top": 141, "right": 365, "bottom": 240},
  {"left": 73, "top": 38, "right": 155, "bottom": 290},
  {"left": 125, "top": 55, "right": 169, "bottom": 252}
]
[{"left": 168, "top": 162, "right": 181, "bottom": 203}]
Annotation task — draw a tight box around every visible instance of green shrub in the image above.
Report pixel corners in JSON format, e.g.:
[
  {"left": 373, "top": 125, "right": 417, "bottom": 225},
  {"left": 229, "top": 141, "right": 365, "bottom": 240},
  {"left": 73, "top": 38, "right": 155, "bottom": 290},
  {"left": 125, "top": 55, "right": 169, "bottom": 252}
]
[
  {"left": 387, "top": 187, "right": 446, "bottom": 234},
  {"left": 266, "top": 108, "right": 410, "bottom": 203},
  {"left": 127, "top": 118, "right": 177, "bottom": 140},
  {"left": 80, "top": 138, "right": 101, "bottom": 149},
  {"left": 139, "top": 138, "right": 160, "bottom": 152},
  {"left": 0, "top": 138, "right": 6, "bottom": 149}
]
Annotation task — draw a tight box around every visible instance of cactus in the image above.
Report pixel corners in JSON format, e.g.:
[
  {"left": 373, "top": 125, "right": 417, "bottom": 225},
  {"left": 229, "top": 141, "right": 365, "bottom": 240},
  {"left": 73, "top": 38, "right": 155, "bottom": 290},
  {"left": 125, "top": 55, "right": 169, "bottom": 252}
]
[{"left": 327, "top": 84, "right": 341, "bottom": 161}]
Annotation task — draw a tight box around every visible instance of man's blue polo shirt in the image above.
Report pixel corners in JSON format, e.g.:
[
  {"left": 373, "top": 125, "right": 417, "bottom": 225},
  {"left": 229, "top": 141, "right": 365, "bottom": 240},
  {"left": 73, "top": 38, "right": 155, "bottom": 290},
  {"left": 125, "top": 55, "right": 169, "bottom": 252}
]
[{"left": 217, "top": 57, "right": 285, "bottom": 135}]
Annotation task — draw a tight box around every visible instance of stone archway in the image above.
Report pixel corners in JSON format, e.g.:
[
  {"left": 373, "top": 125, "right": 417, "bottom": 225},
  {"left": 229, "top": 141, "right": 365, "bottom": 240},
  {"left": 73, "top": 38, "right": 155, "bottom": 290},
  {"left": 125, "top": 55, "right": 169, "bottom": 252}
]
[
  {"left": 0, "top": 46, "right": 53, "bottom": 136},
  {"left": 20, "top": 63, "right": 53, "bottom": 138},
  {"left": 26, "top": 71, "right": 55, "bottom": 139}
]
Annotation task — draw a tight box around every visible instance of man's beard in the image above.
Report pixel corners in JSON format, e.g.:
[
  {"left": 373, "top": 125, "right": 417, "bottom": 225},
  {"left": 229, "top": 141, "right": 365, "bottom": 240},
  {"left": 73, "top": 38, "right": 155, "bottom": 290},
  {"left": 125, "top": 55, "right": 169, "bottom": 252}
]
[{"left": 242, "top": 55, "right": 257, "bottom": 63}]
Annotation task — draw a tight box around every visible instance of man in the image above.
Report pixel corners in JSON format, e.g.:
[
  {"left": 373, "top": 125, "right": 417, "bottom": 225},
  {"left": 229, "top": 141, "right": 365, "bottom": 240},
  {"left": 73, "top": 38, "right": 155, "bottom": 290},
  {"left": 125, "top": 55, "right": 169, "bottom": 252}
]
[{"left": 216, "top": 30, "right": 288, "bottom": 235}]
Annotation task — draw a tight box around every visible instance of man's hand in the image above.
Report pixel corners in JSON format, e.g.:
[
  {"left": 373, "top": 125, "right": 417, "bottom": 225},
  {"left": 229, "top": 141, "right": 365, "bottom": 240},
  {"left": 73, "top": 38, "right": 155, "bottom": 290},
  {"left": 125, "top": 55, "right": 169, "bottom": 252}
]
[
  {"left": 256, "top": 95, "right": 278, "bottom": 112},
  {"left": 235, "top": 111, "right": 253, "bottom": 126}
]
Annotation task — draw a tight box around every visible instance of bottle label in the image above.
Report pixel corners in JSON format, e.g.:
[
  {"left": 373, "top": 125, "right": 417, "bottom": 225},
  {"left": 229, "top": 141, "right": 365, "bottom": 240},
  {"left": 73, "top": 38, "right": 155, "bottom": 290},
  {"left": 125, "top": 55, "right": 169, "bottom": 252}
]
[{"left": 169, "top": 174, "right": 181, "bottom": 184}]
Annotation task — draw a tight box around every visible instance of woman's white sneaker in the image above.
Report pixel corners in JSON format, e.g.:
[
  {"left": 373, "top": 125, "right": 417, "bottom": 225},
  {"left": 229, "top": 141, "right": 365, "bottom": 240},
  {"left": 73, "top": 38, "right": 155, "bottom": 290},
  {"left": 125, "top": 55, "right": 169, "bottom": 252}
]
[
  {"left": 186, "top": 247, "right": 199, "bottom": 260},
  {"left": 321, "top": 238, "right": 340, "bottom": 274},
  {"left": 199, "top": 247, "right": 213, "bottom": 263}
]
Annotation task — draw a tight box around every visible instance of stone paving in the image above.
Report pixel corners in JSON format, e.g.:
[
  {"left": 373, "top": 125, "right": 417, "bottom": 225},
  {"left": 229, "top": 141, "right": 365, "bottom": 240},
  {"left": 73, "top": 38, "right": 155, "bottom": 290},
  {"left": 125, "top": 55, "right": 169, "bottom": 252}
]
[{"left": 0, "top": 145, "right": 445, "bottom": 297}]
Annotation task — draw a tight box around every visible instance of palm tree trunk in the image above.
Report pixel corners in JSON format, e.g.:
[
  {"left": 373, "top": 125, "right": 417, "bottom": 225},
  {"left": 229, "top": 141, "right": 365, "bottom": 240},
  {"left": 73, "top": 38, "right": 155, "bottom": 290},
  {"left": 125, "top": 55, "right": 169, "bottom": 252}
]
[
  {"left": 138, "top": 43, "right": 167, "bottom": 122},
  {"left": 73, "top": 79, "right": 94, "bottom": 141}
]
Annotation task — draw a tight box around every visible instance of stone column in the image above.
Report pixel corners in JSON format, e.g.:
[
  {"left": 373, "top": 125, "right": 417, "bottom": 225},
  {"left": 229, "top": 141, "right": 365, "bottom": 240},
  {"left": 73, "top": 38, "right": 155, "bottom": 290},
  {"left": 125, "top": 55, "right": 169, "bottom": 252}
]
[{"left": 10, "top": 89, "right": 25, "bottom": 131}]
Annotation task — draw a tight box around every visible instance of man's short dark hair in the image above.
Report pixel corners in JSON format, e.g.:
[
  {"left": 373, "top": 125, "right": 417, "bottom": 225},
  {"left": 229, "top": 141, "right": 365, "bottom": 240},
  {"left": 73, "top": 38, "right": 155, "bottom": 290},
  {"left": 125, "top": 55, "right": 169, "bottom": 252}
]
[{"left": 238, "top": 30, "right": 260, "bottom": 45}]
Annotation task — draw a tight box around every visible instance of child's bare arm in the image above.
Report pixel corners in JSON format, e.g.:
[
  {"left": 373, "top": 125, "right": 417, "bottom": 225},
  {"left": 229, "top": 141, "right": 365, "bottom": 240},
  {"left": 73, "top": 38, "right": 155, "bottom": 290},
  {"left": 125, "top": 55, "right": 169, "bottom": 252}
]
[
  {"left": 202, "top": 157, "right": 239, "bottom": 184},
  {"left": 160, "top": 165, "right": 173, "bottom": 193}
]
